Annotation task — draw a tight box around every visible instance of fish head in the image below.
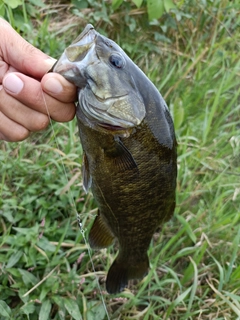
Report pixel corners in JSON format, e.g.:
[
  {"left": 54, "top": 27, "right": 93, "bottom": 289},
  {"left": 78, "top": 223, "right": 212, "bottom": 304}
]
[{"left": 53, "top": 24, "right": 146, "bottom": 133}]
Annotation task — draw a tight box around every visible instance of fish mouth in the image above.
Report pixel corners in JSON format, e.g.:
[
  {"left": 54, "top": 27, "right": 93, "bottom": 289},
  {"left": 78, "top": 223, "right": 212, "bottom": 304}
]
[
  {"left": 52, "top": 24, "right": 97, "bottom": 86},
  {"left": 65, "top": 24, "right": 97, "bottom": 62},
  {"left": 98, "top": 123, "right": 125, "bottom": 131},
  {"left": 71, "top": 24, "right": 96, "bottom": 45}
]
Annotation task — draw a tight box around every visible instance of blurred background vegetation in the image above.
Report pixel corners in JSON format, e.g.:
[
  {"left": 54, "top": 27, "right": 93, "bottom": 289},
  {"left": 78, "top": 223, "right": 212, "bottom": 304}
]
[{"left": 0, "top": 0, "right": 240, "bottom": 319}]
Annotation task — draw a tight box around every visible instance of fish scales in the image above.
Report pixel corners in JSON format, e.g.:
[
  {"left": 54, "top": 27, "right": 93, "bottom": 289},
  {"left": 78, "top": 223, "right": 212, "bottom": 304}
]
[{"left": 52, "top": 24, "right": 177, "bottom": 294}]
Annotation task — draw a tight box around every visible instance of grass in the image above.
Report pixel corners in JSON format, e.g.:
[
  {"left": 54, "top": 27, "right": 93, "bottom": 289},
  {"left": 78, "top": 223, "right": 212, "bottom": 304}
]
[{"left": 1, "top": 0, "right": 240, "bottom": 319}]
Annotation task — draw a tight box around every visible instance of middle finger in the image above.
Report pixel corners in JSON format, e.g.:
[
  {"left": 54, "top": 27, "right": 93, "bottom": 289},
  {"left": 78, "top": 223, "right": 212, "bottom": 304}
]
[{"left": 0, "top": 89, "right": 49, "bottom": 132}]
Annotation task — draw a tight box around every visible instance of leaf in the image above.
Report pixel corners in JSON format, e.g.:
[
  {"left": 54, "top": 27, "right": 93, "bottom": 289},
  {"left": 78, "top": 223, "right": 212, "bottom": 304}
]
[
  {"left": 64, "top": 298, "right": 82, "bottom": 320},
  {"left": 181, "top": 242, "right": 208, "bottom": 285},
  {"left": 37, "top": 237, "right": 56, "bottom": 253},
  {"left": 5, "top": 268, "right": 20, "bottom": 277},
  {"left": 165, "top": 287, "right": 192, "bottom": 317},
  {"left": 0, "top": 3, "right": 5, "bottom": 17},
  {"left": 6, "top": 251, "right": 23, "bottom": 268},
  {"left": 20, "top": 303, "right": 35, "bottom": 316},
  {"left": 0, "top": 300, "right": 11, "bottom": 318},
  {"left": 52, "top": 296, "right": 66, "bottom": 320},
  {"left": 28, "top": 0, "right": 45, "bottom": 6},
  {"left": 39, "top": 300, "right": 52, "bottom": 320},
  {"left": 176, "top": 214, "right": 197, "bottom": 244},
  {"left": 163, "top": 0, "right": 176, "bottom": 12},
  {"left": 172, "top": 98, "right": 184, "bottom": 130},
  {"left": 112, "top": 0, "right": 123, "bottom": 10},
  {"left": 71, "top": 0, "right": 88, "bottom": 9},
  {"left": 132, "top": 0, "right": 143, "bottom": 8},
  {"left": 207, "top": 281, "right": 240, "bottom": 318},
  {"left": 225, "top": 225, "right": 240, "bottom": 282},
  {"left": 147, "top": 0, "right": 164, "bottom": 21},
  {"left": 12, "top": 227, "right": 32, "bottom": 235},
  {"left": 86, "top": 302, "right": 106, "bottom": 320},
  {"left": 3, "top": 0, "right": 22, "bottom": 9},
  {"left": 18, "top": 269, "right": 38, "bottom": 286}
]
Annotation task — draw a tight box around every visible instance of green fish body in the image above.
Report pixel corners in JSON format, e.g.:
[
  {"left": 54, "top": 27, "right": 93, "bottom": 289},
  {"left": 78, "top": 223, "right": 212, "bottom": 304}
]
[{"left": 53, "top": 24, "right": 177, "bottom": 294}]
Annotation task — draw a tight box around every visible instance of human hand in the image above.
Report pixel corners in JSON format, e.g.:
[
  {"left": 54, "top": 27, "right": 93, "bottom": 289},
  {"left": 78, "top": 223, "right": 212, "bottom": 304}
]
[{"left": 0, "top": 18, "right": 77, "bottom": 142}]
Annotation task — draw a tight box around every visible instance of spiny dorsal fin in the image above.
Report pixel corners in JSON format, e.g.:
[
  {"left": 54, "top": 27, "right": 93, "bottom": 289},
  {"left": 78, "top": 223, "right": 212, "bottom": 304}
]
[{"left": 89, "top": 211, "right": 115, "bottom": 249}]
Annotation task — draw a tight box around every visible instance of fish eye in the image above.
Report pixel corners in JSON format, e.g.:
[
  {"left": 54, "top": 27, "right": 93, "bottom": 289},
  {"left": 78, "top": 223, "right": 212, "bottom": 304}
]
[{"left": 109, "top": 54, "right": 124, "bottom": 69}]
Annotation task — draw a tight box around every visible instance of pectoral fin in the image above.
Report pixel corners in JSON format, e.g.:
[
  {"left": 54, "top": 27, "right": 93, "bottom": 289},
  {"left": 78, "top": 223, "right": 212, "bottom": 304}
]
[
  {"left": 82, "top": 153, "right": 92, "bottom": 193},
  {"left": 105, "top": 137, "right": 138, "bottom": 172},
  {"left": 89, "top": 211, "right": 115, "bottom": 249}
]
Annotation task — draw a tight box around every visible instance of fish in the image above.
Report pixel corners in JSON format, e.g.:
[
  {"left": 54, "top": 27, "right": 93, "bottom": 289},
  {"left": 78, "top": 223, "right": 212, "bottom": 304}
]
[{"left": 52, "top": 24, "right": 177, "bottom": 294}]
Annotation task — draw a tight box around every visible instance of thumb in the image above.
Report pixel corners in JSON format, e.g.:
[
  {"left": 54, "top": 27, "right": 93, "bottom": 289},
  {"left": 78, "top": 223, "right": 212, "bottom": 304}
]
[{"left": 0, "top": 18, "right": 55, "bottom": 78}]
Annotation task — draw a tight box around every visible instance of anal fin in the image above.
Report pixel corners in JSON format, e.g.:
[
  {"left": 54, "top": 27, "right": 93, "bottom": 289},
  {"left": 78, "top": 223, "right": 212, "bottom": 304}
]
[{"left": 89, "top": 211, "right": 115, "bottom": 249}]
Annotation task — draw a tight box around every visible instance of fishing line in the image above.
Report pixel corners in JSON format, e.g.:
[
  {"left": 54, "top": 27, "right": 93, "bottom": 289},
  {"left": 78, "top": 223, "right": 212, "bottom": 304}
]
[{"left": 41, "top": 90, "right": 110, "bottom": 320}]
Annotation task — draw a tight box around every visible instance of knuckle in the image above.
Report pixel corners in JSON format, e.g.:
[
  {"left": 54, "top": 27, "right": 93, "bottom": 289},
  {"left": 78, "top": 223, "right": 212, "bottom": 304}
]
[
  {"left": 60, "top": 104, "right": 76, "bottom": 121},
  {"left": 34, "top": 114, "right": 49, "bottom": 131},
  {"left": 51, "top": 103, "right": 76, "bottom": 122},
  {"left": 66, "top": 104, "right": 76, "bottom": 121},
  {"left": 32, "top": 88, "right": 44, "bottom": 106},
  {"left": 57, "top": 80, "right": 77, "bottom": 102}
]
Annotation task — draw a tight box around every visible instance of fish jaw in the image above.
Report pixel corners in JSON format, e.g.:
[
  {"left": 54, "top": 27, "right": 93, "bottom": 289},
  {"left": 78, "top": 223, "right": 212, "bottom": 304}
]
[{"left": 52, "top": 24, "right": 97, "bottom": 88}]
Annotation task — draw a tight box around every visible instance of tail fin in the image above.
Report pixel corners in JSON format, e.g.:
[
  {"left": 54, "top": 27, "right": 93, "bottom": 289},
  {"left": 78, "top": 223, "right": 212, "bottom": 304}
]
[{"left": 106, "top": 254, "right": 149, "bottom": 294}]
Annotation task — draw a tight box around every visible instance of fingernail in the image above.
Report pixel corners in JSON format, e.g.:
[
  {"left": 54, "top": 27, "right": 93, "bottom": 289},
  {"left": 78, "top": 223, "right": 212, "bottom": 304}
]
[
  {"left": 44, "top": 58, "right": 57, "bottom": 68},
  {"left": 43, "top": 78, "right": 63, "bottom": 94},
  {"left": 3, "top": 73, "right": 24, "bottom": 94}
]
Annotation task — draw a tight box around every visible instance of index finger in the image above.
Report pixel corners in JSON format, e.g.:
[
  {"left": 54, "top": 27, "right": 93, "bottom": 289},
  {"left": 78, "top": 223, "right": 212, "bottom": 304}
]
[{"left": 0, "top": 18, "right": 54, "bottom": 78}]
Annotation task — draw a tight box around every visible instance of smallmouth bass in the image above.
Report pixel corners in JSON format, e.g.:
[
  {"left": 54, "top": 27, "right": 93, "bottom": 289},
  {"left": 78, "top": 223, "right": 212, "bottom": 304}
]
[{"left": 52, "top": 24, "right": 177, "bottom": 294}]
